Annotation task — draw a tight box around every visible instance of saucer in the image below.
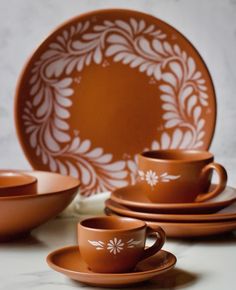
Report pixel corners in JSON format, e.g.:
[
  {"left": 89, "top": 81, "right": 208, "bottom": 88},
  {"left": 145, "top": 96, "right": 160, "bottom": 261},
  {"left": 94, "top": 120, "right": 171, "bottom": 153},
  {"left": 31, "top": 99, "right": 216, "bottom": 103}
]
[
  {"left": 15, "top": 9, "right": 216, "bottom": 197},
  {"left": 105, "top": 208, "right": 236, "bottom": 238},
  {"left": 0, "top": 171, "right": 79, "bottom": 241},
  {"left": 111, "top": 184, "right": 236, "bottom": 214},
  {"left": 47, "top": 245, "right": 177, "bottom": 287},
  {"left": 105, "top": 199, "right": 236, "bottom": 222}
]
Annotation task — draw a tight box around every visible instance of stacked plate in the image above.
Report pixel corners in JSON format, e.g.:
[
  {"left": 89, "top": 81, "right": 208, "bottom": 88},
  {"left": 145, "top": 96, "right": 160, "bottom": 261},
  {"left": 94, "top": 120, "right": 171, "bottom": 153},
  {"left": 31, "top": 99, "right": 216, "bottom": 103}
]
[{"left": 105, "top": 184, "right": 236, "bottom": 238}]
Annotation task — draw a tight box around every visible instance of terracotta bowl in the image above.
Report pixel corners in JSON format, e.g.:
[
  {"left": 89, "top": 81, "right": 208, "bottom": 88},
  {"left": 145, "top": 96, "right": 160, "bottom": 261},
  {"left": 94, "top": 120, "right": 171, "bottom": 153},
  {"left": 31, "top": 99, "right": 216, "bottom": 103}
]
[
  {"left": 0, "top": 170, "right": 37, "bottom": 196},
  {"left": 0, "top": 170, "right": 80, "bottom": 241}
]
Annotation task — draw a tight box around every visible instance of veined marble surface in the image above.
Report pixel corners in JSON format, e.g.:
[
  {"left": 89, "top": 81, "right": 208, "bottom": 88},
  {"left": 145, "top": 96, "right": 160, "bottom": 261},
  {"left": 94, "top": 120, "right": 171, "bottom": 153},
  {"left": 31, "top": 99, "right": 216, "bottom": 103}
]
[
  {"left": 0, "top": 1, "right": 236, "bottom": 290},
  {"left": 0, "top": 216, "right": 235, "bottom": 290}
]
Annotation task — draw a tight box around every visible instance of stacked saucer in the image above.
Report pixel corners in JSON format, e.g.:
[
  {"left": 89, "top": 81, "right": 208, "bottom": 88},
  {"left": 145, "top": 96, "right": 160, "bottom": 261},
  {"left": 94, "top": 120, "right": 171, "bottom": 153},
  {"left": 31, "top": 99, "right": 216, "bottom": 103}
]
[{"left": 105, "top": 183, "right": 236, "bottom": 238}]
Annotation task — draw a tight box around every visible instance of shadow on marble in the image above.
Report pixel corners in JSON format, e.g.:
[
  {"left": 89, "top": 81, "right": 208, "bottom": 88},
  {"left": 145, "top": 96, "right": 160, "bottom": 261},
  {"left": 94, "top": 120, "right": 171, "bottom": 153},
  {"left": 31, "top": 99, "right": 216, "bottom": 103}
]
[
  {"left": 145, "top": 268, "right": 199, "bottom": 289},
  {"left": 0, "top": 218, "right": 79, "bottom": 250},
  {"left": 168, "top": 231, "right": 236, "bottom": 245},
  {"left": 67, "top": 268, "right": 199, "bottom": 289},
  {"left": 0, "top": 232, "right": 47, "bottom": 248}
]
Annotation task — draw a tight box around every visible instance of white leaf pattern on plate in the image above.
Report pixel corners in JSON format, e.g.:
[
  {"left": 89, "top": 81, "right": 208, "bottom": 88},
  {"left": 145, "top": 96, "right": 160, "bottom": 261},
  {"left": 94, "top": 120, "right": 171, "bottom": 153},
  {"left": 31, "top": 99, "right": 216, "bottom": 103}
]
[{"left": 21, "top": 17, "right": 209, "bottom": 196}]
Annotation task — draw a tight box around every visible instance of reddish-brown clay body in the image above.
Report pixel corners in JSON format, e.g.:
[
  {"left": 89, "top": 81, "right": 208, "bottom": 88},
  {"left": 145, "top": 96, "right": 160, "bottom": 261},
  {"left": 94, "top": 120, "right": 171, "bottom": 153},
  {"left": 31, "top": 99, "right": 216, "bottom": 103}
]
[
  {"left": 77, "top": 216, "right": 165, "bottom": 273},
  {"left": 0, "top": 171, "right": 80, "bottom": 241},
  {"left": 137, "top": 150, "right": 227, "bottom": 203},
  {"left": 0, "top": 171, "right": 37, "bottom": 196}
]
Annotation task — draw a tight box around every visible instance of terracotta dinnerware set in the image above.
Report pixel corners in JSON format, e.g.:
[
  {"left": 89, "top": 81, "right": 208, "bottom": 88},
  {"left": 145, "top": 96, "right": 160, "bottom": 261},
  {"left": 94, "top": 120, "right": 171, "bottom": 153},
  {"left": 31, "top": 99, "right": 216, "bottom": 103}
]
[{"left": 2, "top": 7, "right": 234, "bottom": 287}]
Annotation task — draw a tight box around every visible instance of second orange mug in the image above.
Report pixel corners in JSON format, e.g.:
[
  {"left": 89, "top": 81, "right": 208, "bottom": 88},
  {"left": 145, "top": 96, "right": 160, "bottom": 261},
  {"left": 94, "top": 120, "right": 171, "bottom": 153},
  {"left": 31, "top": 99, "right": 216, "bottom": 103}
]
[{"left": 137, "top": 150, "right": 227, "bottom": 203}]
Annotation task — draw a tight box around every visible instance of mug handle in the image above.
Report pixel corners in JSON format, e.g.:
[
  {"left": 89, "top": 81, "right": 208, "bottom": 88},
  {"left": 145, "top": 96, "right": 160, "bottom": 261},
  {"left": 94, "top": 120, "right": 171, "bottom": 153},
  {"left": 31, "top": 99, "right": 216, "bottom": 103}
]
[
  {"left": 142, "top": 225, "right": 166, "bottom": 260},
  {"left": 195, "top": 162, "right": 227, "bottom": 202}
]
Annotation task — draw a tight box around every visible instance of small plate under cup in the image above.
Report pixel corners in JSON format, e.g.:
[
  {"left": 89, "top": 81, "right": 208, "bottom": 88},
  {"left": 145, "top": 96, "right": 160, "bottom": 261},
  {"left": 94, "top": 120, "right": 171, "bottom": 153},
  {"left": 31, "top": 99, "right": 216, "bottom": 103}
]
[
  {"left": 46, "top": 245, "right": 176, "bottom": 288},
  {"left": 111, "top": 184, "right": 236, "bottom": 214}
]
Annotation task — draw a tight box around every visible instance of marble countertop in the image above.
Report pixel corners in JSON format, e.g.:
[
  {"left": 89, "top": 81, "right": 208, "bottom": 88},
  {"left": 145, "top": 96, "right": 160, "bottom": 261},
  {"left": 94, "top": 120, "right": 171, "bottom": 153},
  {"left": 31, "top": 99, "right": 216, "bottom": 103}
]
[{"left": 0, "top": 216, "right": 235, "bottom": 290}]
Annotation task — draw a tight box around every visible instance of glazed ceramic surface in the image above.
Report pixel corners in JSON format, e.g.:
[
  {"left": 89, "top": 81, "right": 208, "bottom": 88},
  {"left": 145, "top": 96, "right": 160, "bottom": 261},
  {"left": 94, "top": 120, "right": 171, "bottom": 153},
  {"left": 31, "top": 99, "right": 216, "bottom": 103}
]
[
  {"left": 111, "top": 184, "right": 236, "bottom": 214},
  {"left": 0, "top": 171, "right": 37, "bottom": 196},
  {"left": 77, "top": 216, "right": 165, "bottom": 273},
  {"left": 105, "top": 208, "right": 236, "bottom": 238},
  {"left": 137, "top": 150, "right": 227, "bottom": 203},
  {"left": 0, "top": 171, "right": 79, "bottom": 241},
  {"left": 15, "top": 9, "right": 216, "bottom": 197},
  {"left": 46, "top": 245, "right": 176, "bottom": 287},
  {"left": 105, "top": 198, "right": 236, "bottom": 222}
]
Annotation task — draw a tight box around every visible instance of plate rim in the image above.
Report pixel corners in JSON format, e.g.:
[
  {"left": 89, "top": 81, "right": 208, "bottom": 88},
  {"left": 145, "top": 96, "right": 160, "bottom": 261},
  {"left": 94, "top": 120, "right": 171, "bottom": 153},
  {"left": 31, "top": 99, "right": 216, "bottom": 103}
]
[
  {"left": 111, "top": 184, "right": 236, "bottom": 210},
  {"left": 46, "top": 245, "right": 177, "bottom": 278},
  {"left": 106, "top": 198, "right": 236, "bottom": 222},
  {"left": 105, "top": 207, "right": 236, "bottom": 227},
  {"left": 0, "top": 170, "right": 80, "bottom": 200}
]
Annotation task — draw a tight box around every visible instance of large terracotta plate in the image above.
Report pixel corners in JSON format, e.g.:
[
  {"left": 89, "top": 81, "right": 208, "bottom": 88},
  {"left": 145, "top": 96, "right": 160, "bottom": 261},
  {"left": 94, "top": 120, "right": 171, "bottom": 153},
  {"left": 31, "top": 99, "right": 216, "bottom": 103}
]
[{"left": 15, "top": 9, "right": 216, "bottom": 196}]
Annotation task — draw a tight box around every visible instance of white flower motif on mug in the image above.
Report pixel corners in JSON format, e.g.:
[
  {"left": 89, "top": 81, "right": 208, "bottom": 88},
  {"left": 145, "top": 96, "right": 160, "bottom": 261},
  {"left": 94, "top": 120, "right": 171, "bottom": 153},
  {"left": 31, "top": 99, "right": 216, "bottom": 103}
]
[
  {"left": 138, "top": 170, "right": 181, "bottom": 187},
  {"left": 107, "top": 238, "right": 124, "bottom": 255},
  {"left": 145, "top": 170, "right": 158, "bottom": 187}
]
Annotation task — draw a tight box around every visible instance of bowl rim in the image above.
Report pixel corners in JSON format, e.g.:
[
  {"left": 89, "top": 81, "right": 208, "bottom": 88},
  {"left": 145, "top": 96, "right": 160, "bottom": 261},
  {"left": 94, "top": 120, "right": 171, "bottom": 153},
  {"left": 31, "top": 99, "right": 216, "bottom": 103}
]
[{"left": 0, "top": 170, "right": 80, "bottom": 200}]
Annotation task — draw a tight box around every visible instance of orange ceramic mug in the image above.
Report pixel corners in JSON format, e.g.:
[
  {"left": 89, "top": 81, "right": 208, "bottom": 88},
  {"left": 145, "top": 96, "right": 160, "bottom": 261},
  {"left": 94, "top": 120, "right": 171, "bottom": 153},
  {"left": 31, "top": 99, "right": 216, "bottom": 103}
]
[
  {"left": 137, "top": 150, "right": 227, "bottom": 203},
  {"left": 78, "top": 216, "right": 165, "bottom": 273}
]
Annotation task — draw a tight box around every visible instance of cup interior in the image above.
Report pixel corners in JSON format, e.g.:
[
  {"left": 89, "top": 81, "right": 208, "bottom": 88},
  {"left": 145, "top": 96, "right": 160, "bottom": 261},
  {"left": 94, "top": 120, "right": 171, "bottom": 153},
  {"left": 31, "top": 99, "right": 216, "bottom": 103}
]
[
  {"left": 141, "top": 150, "right": 213, "bottom": 162},
  {"left": 80, "top": 217, "right": 145, "bottom": 231}
]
